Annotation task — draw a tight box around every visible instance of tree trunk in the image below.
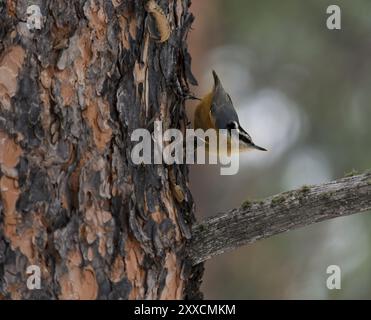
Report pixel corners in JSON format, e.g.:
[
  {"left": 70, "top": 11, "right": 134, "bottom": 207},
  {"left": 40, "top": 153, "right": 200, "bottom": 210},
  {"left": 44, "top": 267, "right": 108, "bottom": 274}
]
[{"left": 0, "top": 0, "right": 203, "bottom": 300}]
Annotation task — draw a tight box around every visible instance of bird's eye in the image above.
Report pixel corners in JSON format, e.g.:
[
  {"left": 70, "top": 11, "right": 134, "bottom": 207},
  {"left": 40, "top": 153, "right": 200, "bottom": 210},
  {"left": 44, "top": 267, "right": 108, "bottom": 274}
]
[
  {"left": 226, "top": 122, "right": 239, "bottom": 136},
  {"left": 227, "top": 121, "right": 238, "bottom": 130}
]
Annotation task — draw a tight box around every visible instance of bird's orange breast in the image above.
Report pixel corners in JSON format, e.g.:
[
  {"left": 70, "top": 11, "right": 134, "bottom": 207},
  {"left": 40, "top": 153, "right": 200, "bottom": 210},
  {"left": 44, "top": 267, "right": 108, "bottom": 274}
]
[{"left": 194, "top": 92, "right": 216, "bottom": 131}]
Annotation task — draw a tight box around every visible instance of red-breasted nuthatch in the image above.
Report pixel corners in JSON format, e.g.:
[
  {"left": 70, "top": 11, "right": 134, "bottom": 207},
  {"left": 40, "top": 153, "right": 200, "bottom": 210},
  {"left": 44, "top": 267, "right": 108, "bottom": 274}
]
[{"left": 194, "top": 71, "right": 267, "bottom": 152}]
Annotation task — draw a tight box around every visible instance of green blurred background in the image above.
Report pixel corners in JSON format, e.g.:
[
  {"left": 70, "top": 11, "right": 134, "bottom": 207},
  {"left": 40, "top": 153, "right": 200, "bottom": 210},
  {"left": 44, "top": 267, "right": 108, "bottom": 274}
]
[{"left": 187, "top": 0, "right": 371, "bottom": 299}]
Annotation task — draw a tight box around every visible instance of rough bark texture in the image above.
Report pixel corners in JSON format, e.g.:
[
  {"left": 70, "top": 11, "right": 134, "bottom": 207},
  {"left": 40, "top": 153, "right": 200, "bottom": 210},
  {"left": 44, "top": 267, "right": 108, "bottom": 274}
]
[
  {"left": 190, "top": 173, "right": 371, "bottom": 265},
  {"left": 0, "top": 0, "right": 203, "bottom": 300}
]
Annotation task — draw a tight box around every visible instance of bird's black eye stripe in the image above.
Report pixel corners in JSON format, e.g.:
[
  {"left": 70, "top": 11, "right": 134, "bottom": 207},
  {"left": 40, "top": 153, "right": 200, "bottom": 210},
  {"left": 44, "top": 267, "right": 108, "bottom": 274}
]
[{"left": 239, "top": 134, "right": 252, "bottom": 144}]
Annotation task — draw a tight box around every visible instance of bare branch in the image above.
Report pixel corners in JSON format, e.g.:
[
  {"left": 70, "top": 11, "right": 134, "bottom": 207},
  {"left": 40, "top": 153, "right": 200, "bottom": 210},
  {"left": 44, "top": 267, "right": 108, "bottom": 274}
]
[{"left": 189, "top": 172, "right": 371, "bottom": 265}]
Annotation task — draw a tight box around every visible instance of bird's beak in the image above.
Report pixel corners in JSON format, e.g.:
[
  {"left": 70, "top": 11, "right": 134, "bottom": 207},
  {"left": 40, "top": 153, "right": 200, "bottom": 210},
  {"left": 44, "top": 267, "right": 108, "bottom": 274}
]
[{"left": 251, "top": 143, "right": 267, "bottom": 151}]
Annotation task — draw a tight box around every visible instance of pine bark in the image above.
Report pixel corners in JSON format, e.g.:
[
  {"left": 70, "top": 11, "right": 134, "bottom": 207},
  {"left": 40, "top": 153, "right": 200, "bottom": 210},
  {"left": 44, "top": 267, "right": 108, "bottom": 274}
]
[{"left": 0, "top": 0, "right": 203, "bottom": 300}]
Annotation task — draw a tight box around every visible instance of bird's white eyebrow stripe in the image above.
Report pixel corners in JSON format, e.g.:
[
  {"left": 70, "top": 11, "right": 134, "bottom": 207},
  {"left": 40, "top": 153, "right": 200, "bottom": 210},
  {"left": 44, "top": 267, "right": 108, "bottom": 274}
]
[{"left": 238, "top": 129, "right": 252, "bottom": 141}]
